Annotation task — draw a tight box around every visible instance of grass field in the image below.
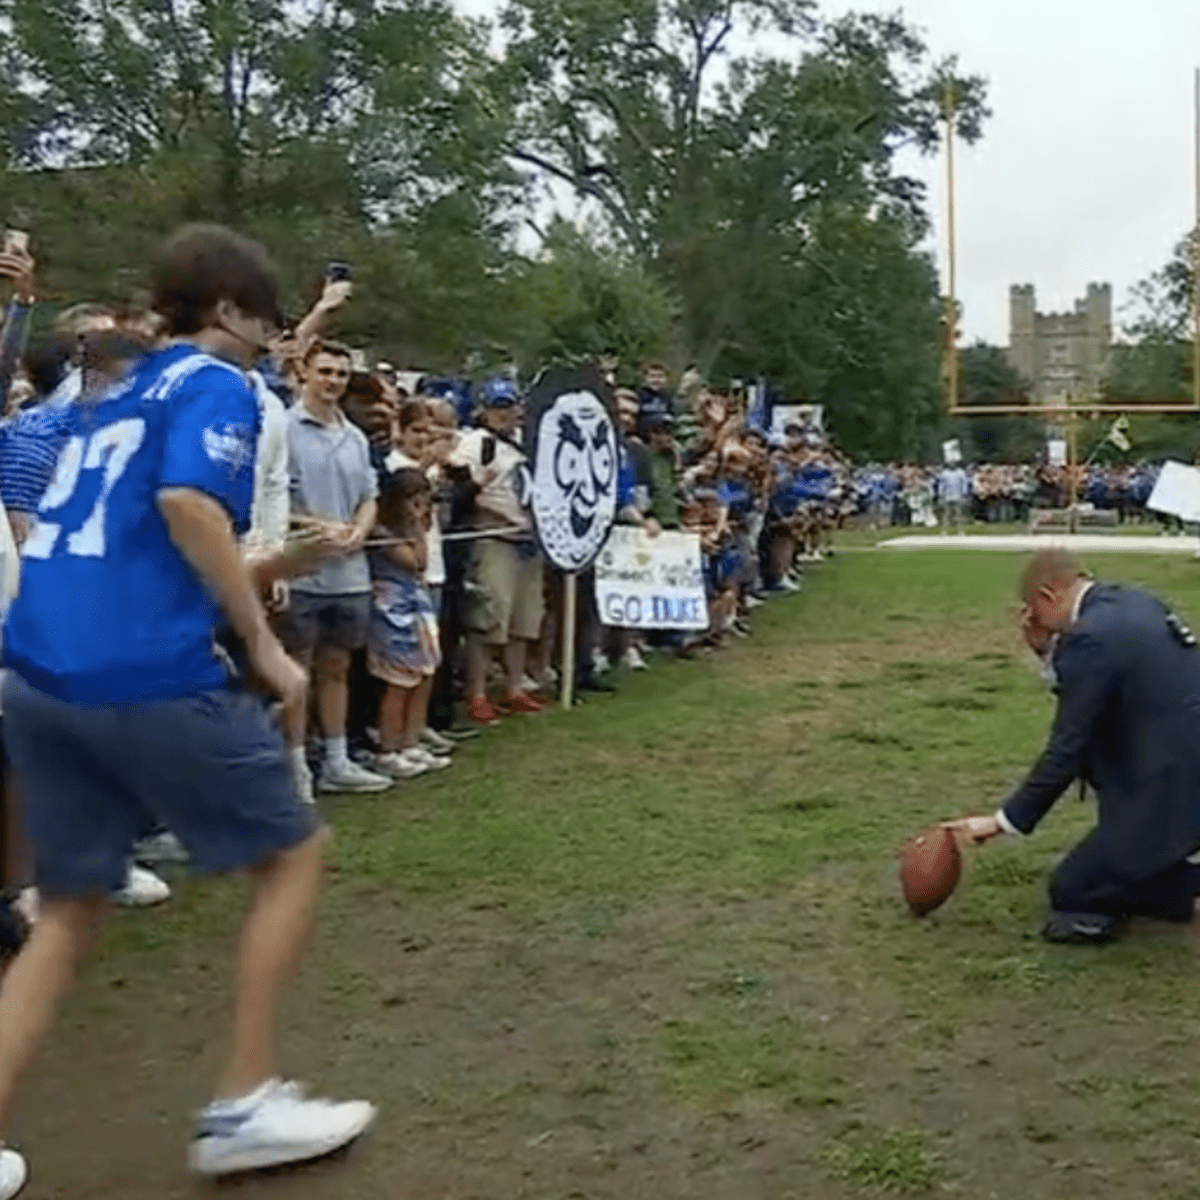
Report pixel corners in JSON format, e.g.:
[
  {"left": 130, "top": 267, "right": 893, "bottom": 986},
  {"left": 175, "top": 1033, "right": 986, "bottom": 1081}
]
[{"left": 16, "top": 547, "right": 1200, "bottom": 1199}]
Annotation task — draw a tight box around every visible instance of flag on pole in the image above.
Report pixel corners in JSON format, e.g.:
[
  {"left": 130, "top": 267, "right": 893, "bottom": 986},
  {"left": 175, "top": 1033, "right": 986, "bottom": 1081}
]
[{"left": 1107, "top": 416, "right": 1131, "bottom": 452}]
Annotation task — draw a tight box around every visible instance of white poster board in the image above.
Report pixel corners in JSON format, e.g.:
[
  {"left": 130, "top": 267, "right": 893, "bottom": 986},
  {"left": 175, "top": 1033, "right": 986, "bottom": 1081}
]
[
  {"left": 1148, "top": 461, "right": 1200, "bottom": 522},
  {"left": 771, "top": 404, "right": 824, "bottom": 435},
  {"left": 595, "top": 526, "right": 709, "bottom": 630},
  {"left": 1047, "top": 439, "right": 1067, "bottom": 467},
  {"left": 941, "top": 438, "right": 961, "bottom": 465}
]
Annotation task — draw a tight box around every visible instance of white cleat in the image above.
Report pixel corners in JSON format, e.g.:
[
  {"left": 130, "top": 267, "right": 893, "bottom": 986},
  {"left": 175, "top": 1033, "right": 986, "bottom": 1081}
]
[
  {"left": 113, "top": 865, "right": 171, "bottom": 908},
  {"left": 189, "top": 1079, "right": 376, "bottom": 1176},
  {"left": 0, "top": 1147, "right": 27, "bottom": 1200}
]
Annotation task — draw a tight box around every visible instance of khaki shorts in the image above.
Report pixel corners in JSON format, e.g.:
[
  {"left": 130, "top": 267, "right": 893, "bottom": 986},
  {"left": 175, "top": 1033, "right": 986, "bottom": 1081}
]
[{"left": 468, "top": 539, "right": 545, "bottom": 646}]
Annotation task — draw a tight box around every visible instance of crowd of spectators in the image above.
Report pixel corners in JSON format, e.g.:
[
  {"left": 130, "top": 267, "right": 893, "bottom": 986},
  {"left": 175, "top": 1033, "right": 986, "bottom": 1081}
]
[
  {"left": 854, "top": 461, "right": 1163, "bottom": 528},
  {"left": 0, "top": 247, "right": 855, "bottom": 944},
  {"left": 0, "top": 236, "right": 1185, "bottom": 954}
]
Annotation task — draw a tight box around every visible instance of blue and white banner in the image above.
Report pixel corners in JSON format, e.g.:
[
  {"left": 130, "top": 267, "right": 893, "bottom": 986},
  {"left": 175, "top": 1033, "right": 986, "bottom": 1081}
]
[{"left": 594, "top": 526, "right": 709, "bottom": 630}]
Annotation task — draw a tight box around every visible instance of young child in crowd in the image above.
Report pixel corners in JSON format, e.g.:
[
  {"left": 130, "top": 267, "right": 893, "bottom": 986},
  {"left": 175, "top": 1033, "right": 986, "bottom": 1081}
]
[{"left": 368, "top": 469, "right": 451, "bottom": 779}]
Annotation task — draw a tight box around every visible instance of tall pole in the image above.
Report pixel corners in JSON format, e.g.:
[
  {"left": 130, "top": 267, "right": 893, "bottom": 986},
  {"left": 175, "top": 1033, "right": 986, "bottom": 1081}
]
[
  {"left": 1193, "top": 67, "right": 1200, "bottom": 408},
  {"left": 944, "top": 83, "right": 960, "bottom": 411}
]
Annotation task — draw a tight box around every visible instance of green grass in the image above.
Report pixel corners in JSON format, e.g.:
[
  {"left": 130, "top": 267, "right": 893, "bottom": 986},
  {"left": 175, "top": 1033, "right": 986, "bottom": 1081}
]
[
  {"left": 823, "top": 1126, "right": 945, "bottom": 1193},
  {"left": 37, "top": 545, "right": 1200, "bottom": 1199}
]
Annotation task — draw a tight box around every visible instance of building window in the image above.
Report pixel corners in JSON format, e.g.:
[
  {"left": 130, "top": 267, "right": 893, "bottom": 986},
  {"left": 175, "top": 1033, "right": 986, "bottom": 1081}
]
[{"left": 1049, "top": 341, "right": 1071, "bottom": 365}]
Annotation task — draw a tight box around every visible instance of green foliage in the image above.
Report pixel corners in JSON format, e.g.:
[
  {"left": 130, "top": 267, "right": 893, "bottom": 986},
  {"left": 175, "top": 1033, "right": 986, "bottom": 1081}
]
[
  {"left": 935, "top": 341, "right": 1043, "bottom": 463},
  {"left": 0, "top": 0, "right": 990, "bottom": 455},
  {"left": 500, "top": 0, "right": 988, "bottom": 454},
  {"left": 1098, "top": 233, "right": 1200, "bottom": 459},
  {"left": 508, "top": 221, "right": 676, "bottom": 376}
]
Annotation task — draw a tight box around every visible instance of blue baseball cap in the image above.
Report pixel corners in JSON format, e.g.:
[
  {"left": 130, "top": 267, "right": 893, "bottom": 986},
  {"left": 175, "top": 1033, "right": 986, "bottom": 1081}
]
[{"left": 478, "top": 377, "right": 521, "bottom": 407}]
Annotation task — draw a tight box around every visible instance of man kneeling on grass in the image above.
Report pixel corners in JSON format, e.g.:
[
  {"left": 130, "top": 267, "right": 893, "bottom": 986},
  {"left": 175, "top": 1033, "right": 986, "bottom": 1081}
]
[{"left": 949, "top": 549, "right": 1200, "bottom": 945}]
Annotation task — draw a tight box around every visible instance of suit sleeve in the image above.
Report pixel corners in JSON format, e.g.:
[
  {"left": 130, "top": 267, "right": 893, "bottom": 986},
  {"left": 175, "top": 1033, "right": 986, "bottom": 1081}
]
[{"left": 1002, "top": 631, "right": 1116, "bottom": 834}]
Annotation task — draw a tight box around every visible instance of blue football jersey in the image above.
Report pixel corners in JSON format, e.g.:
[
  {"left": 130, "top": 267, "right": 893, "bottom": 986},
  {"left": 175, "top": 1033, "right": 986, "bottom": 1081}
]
[{"left": 4, "top": 344, "right": 261, "bottom": 703}]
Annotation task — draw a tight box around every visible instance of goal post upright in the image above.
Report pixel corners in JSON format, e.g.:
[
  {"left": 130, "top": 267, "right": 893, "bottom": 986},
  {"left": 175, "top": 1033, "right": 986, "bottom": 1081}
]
[{"left": 942, "top": 70, "right": 1200, "bottom": 421}]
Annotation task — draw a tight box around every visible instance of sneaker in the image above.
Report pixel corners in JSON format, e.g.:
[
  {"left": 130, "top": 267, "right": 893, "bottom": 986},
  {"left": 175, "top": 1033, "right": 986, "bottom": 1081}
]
[
  {"left": 113, "top": 865, "right": 171, "bottom": 908},
  {"left": 189, "top": 1079, "right": 376, "bottom": 1176},
  {"left": 0, "top": 904, "right": 26, "bottom": 958},
  {"left": 467, "top": 696, "right": 502, "bottom": 725},
  {"left": 621, "top": 646, "right": 648, "bottom": 671},
  {"left": 419, "top": 728, "right": 456, "bottom": 755},
  {"left": 505, "top": 691, "right": 546, "bottom": 714},
  {"left": 291, "top": 755, "right": 315, "bottom": 806},
  {"left": 372, "top": 751, "right": 428, "bottom": 779},
  {"left": 318, "top": 759, "right": 391, "bottom": 794},
  {"left": 578, "top": 674, "right": 617, "bottom": 693},
  {"left": 406, "top": 746, "right": 451, "bottom": 771},
  {"left": 745, "top": 594, "right": 765, "bottom": 610},
  {"left": 133, "top": 831, "right": 190, "bottom": 866},
  {"left": 591, "top": 652, "right": 611, "bottom": 676},
  {"left": 438, "top": 724, "right": 481, "bottom": 742},
  {"left": 520, "top": 673, "right": 541, "bottom": 694},
  {"left": 12, "top": 889, "right": 37, "bottom": 928},
  {"left": 0, "top": 1147, "right": 26, "bottom": 1200}
]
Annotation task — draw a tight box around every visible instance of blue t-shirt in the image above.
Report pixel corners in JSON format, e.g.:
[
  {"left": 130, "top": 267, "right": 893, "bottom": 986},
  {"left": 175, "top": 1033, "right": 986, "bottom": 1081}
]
[{"left": 4, "top": 344, "right": 260, "bottom": 704}]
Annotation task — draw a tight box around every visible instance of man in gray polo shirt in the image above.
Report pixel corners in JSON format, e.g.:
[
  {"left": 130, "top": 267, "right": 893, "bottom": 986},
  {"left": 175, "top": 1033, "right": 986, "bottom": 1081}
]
[{"left": 283, "top": 341, "right": 389, "bottom": 793}]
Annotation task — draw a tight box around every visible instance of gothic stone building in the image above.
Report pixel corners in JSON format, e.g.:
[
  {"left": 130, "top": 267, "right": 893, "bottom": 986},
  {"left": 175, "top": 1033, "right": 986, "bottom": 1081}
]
[{"left": 1006, "top": 283, "right": 1112, "bottom": 403}]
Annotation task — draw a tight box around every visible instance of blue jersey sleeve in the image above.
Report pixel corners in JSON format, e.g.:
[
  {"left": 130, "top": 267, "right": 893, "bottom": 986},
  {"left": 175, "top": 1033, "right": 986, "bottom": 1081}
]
[{"left": 158, "top": 365, "right": 260, "bottom": 535}]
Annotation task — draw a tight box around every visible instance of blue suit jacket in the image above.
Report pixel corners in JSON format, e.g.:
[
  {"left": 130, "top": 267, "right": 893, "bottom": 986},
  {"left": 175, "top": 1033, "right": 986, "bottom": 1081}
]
[{"left": 1004, "top": 583, "right": 1200, "bottom": 879}]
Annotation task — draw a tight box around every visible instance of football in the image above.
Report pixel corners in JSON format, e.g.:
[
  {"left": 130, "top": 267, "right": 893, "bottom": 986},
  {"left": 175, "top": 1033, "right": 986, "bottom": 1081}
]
[{"left": 900, "top": 825, "right": 962, "bottom": 917}]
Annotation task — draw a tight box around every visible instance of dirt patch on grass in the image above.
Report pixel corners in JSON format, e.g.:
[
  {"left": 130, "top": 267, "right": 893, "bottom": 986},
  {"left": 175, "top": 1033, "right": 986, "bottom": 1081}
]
[
  {"left": 13, "top": 555, "right": 1200, "bottom": 1198},
  {"left": 17, "top": 864, "right": 1200, "bottom": 1200}
]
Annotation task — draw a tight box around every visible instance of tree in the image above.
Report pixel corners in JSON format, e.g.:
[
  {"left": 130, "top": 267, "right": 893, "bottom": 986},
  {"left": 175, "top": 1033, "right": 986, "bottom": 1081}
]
[
  {"left": 1104, "top": 233, "right": 1197, "bottom": 404},
  {"left": 0, "top": 0, "right": 522, "bottom": 360},
  {"left": 507, "top": 220, "right": 676, "bottom": 375},
  {"left": 498, "top": 0, "right": 988, "bottom": 454},
  {"left": 1090, "top": 235, "right": 1200, "bottom": 459},
  {"left": 935, "top": 342, "right": 1041, "bottom": 463}
]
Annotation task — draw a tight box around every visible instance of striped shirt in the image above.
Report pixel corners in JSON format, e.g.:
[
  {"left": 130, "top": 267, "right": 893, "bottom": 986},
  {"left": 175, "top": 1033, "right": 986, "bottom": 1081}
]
[{"left": 0, "top": 372, "right": 80, "bottom": 514}]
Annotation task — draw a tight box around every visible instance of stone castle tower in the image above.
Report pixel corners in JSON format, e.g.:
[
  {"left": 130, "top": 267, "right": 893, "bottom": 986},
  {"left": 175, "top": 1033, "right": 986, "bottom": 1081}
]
[{"left": 1006, "top": 283, "right": 1112, "bottom": 402}]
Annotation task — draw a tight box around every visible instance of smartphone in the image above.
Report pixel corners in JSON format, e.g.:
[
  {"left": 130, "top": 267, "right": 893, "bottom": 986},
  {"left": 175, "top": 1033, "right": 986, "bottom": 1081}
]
[
  {"left": 4, "top": 230, "right": 28, "bottom": 256},
  {"left": 349, "top": 349, "right": 368, "bottom": 373},
  {"left": 326, "top": 261, "right": 352, "bottom": 282}
]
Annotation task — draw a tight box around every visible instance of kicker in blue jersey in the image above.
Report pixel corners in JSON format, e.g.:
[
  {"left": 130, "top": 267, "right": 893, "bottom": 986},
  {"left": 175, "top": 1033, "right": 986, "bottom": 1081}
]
[{"left": 3, "top": 343, "right": 260, "bottom": 704}]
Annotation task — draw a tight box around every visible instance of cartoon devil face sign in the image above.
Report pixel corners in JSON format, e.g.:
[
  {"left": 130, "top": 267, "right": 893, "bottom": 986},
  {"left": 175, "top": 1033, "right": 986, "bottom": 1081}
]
[{"left": 530, "top": 388, "right": 618, "bottom": 571}]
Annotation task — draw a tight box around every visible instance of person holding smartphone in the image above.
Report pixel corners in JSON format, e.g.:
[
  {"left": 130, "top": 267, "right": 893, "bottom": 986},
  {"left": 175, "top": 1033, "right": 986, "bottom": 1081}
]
[{"left": 0, "top": 233, "right": 35, "bottom": 412}]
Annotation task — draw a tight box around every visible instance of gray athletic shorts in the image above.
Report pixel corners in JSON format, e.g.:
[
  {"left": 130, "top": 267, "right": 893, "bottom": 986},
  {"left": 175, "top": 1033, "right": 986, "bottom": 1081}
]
[
  {"left": 2, "top": 673, "right": 320, "bottom": 899},
  {"left": 278, "top": 591, "right": 371, "bottom": 656}
]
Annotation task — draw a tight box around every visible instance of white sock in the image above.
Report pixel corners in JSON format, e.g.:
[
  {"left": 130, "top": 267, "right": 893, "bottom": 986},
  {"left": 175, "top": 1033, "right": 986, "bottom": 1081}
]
[
  {"left": 288, "top": 746, "right": 308, "bottom": 776},
  {"left": 324, "top": 736, "right": 349, "bottom": 768},
  {"left": 207, "top": 1078, "right": 278, "bottom": 1114}
]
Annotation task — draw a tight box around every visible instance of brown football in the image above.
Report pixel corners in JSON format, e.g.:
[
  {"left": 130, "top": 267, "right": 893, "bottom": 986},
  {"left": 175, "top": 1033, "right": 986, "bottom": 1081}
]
[{"left": 900, "top": 826, "right": 962, "bottom": 917}]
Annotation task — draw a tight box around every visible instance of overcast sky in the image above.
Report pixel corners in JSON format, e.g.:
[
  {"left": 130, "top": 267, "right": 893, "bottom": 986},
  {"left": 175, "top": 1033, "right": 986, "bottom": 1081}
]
[
  {"left": 459, "top": 0, "right": 1200, "bottom": 346},
  {"left": 839, "top": 0, "right": 1200, "bottom": 345}
]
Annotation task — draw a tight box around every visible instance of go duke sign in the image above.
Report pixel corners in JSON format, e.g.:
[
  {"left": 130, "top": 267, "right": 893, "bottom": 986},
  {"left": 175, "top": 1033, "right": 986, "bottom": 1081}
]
[{"left": 594, "top": 526, "right": 709, "bottom": 631}]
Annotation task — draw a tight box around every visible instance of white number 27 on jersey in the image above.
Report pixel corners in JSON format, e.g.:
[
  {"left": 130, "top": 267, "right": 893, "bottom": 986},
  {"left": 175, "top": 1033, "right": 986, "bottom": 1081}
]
[{"left": 24, "top": 418, "right": 147, "bottom": 560}]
